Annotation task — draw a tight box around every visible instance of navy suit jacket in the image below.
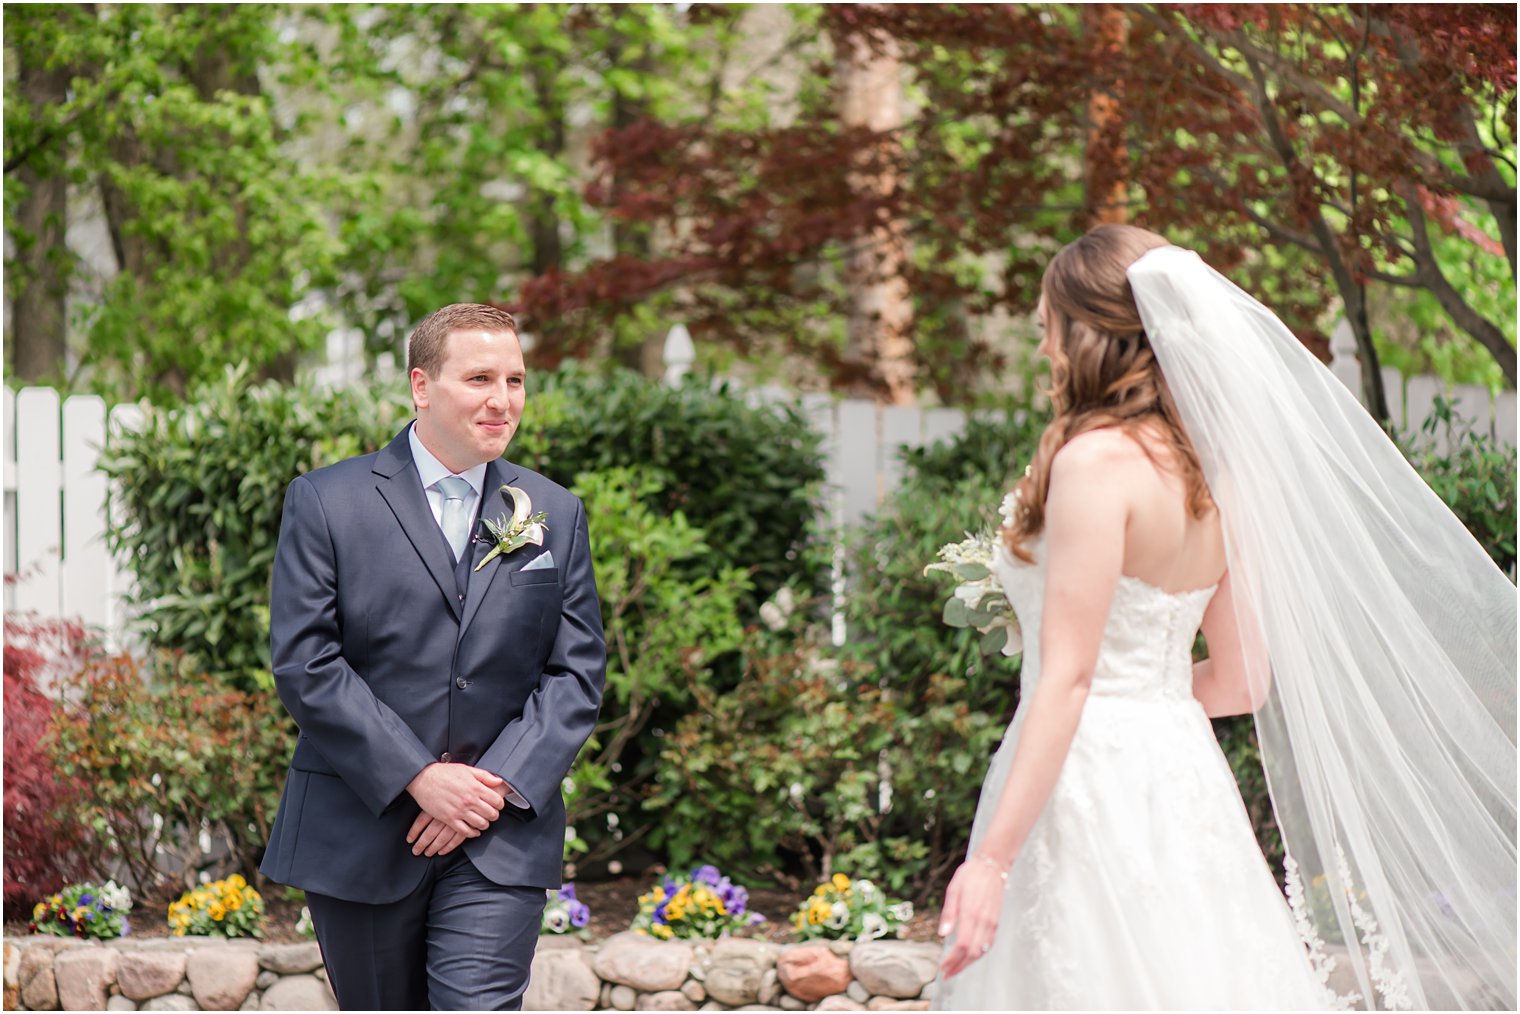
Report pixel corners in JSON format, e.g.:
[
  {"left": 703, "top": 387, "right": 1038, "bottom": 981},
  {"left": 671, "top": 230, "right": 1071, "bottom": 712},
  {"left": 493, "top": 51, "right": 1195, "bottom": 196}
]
[{"left": 260, "top": 425, "right": 606, "bottom": 903}]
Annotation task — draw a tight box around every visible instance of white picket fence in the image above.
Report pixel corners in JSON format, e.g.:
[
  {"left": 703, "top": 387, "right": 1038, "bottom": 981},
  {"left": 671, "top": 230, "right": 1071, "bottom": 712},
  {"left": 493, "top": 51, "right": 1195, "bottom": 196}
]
[{"left": 4, "top": 333, "right": 1515, "bottom": 634}]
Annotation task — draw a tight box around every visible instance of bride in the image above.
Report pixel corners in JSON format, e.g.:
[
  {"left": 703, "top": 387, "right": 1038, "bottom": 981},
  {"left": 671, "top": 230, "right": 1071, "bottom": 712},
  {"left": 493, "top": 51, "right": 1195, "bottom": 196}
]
[{"left": 933, "top": 225, "right": 1516, "bottom": 1010}]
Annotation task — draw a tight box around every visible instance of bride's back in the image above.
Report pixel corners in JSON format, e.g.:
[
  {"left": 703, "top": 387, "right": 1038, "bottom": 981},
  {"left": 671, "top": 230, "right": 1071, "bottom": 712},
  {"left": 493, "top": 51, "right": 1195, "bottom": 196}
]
[{"left": 1107, "top": 423, "right": 1226, "bottom": 594}]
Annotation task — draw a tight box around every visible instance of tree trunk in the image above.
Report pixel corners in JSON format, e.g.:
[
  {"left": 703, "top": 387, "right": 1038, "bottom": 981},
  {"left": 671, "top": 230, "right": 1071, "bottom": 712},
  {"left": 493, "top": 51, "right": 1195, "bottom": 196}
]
[
  {"left": 837, "top": 21, "right": 915, "bottom": 406},
  {"left": 528, "top": 57, "right": 565, "bottom": 278},
  {"left": 1084, "top": 4, "right": 1130, "bottom": 227},
  {"left": 10, "top": 55, "right": 71, "bottom": 383},
  {"left": 607, "top": 13, "right": 664, "bottom": 378}
]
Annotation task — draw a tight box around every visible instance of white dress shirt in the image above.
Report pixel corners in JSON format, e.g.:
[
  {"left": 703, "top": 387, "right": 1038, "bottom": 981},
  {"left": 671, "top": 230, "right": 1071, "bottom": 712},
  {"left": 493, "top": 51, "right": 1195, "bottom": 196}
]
[{"left": 407, "top": 422, "right": 529, "bottom": 810}]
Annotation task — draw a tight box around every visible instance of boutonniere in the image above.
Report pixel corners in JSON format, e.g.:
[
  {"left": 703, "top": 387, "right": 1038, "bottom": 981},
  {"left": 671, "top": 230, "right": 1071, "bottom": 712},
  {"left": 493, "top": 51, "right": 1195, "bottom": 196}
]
[{"left": 474, "top": 485, "right": 549, "bottom": 572}]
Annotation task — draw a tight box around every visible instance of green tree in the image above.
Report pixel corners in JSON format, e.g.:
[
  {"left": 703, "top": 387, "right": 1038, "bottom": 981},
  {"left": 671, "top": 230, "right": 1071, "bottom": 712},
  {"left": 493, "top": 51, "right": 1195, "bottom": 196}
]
[{"left": 4, "top": 4, "right": 345, "bottom": 403}]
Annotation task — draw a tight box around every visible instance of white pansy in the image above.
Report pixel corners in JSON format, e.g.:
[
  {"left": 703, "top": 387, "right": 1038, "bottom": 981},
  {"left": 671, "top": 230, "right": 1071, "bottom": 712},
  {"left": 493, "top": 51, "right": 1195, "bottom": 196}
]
[
  {"left": 888, "top": 901, "right": 914, "bottom": 921},
  {"left": 859, "top": 913, "right": 889, "bottom": 941},
  {"left": 855, "top": 879, "right": 877, "bottom": 902},
  {"left": 825, "top": 902, "right": 850, "bottom": 930},
  {"left": 100, "top": 881, "right": 132, "bottom": 912},
  {"left": 544, "top": 908, "right": 570, "bottom": 933}
]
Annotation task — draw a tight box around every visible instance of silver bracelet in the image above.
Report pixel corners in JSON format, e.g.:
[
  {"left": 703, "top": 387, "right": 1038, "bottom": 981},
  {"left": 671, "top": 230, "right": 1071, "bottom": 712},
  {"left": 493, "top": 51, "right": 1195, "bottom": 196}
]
[{"left": 971, "top": 852, "right": 1010, "bottom": 882}]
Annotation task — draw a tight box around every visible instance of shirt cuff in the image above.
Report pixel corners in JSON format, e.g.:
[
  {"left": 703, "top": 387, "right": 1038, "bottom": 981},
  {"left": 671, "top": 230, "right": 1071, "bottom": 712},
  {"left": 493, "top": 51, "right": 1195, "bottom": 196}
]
[{"left": 501, "top": 781, "right": 530, "bottom": 809}]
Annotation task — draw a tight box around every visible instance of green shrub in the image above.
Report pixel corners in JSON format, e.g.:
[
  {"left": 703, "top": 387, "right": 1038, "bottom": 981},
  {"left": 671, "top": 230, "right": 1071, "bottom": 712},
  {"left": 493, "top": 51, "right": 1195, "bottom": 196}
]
[
  {"left": 48, "top": 651, "right": 292, "bottom": 900},
  {"left": 1401, "top": 398, "right": 1517, "bottom": 575},
  {"left": 840, "top": 408, "right": 1042, "bottom": 717},
  {"left": 99, "top": 366, "right": 410, "bottom": 692},
  {"left": 564, "top": 467, "right": 750, "bottom": 865},
  {"left": 649, "top": 627, "right": 1002, "bottom": 901},
  {"left": 512, "top": 365, "right": 828, "bottom": 617}
]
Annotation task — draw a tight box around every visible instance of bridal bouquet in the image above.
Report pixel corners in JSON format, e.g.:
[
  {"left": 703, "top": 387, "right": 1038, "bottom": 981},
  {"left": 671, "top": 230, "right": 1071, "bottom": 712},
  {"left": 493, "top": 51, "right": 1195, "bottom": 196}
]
[
  {"left": 792, "top": 873, "right": 913, "bottom": 942},
  {"left": 541, "top": 883, "right": 592, "bottom": 937},
  {"left": 30, "top": 880, "right": 132, "bottom": 940},
  {"left": 632, "top": 864, "right": 765, "bottom": 940},
  {"left": 924, "top": 498, "right": 1023, "bottom": 657}
]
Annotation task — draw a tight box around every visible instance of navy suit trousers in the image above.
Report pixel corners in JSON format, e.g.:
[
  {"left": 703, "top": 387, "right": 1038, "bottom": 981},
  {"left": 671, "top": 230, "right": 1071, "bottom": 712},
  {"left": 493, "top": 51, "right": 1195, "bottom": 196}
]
[{"left": 305, "top": 853, "right": 546, "bottom": 1011}]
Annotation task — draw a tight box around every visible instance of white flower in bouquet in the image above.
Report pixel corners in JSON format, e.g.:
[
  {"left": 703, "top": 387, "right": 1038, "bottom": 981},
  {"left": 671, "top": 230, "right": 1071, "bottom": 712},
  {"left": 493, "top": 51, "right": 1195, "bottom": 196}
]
[
  {"left": 924, "top": 527, "right": 1022, "bottom": 658},
  {"left": 888, "top": 901, "right": 914, "bottom": 922},
  {"left": 544, "top": 908, "right": 570, "bottom": 933},
  {"left": 825, "top": 902, "right": 851, "bottom": 930},
  {"left": 854, "top": 879, "right": 878, "bottom": 903}
]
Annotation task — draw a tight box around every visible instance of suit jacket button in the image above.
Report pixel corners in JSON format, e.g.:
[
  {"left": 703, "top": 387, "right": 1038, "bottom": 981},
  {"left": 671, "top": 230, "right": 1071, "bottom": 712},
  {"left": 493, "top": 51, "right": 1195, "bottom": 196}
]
[
  {"left": 456, "top": 676, "right": 468, "bottom": 689},
  {"left": 439, "top": 752, "right": 453, "bottom": 763}
]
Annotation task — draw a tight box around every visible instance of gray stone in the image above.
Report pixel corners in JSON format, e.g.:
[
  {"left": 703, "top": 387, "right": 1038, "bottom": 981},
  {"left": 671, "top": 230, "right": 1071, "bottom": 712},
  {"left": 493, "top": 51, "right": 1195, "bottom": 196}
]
[
  {"left": 848, "top": 943, "right": 940, "bottom": 1000},
  {"left": 240, "top": 990, "right": 261, "bottom": 1011},
  {"left": 262, "top": 974, "right": 337, "bottom": 1011},
  {"left": 56, "top": 946, "right": 120, "bottom": 1011},
  {"left": 4, "top": 939, "right": 20, "bottom": 989},
  {"left": 20, "top": 957, "right": 58, "bottom": 1010},
  {"left": 757, "top": 967, "right": 781, "bottom": 1006},
  {"left": 866, "top": 1000, "right": 929, "bottom": 1011},
  {"left": 600, "top": 982, "right": 616, "bottom": 1008},
  {"left": 108, "top": 995, "right": 139, "bottom": 1010},
  {"left": 523, "top": 947, "right": 600, "bottom": 1011},
  {"left": 734, "top": 1006, "right": 782, "bottom": 1012},
  {"left": 918, "top": 981, "right": 935, "bottom": 1002},
  {"left": 119, "top": 951, "right": 188, "bottom": 1001},
  {"left": 610, "top": 982, "right": 637, "bottom": 1010},
  {"left": 187, "top": 946, "right": 260, "bottom": 1010},
  {"left": 257, "top": 943, "right": 323, "bottom": 975},
  {"left": 536, "top": 935, "right": 585, "bottom": 951},
  {"left": 681, "top": 978, "right": 707, "bottom": 1003},
  {"left": 828, "top": 940, "right": 855, "bottom": 956},
  {"left": 176, "top": 979, "right": 195, "bottom": 995},
  {"left": 142, "top": 996, "right": 199, "bottom": 1011},
  {"left": 20, "top": 939, "right": 78, "bottom": 1011},
  {"left": 816, "top": 996, "right": 866, "bottom": 1011},
  {"left": 593, "top": 932, "right": 694, "bottom": 993},
  {"left": 639, "top": 989, "right": 697, "bottom": 1010},
  {"left": 256, "top": 970, "right": 279, "bottom": 990},
  {"left": 705, "top": 939, "right": 782, "bottom": 1006},
  {"left": 779, "top": 994, "right": 805, "bottom": 1010},
  {"left": 847, "top": 979, "right": 870, "bottom": 1002}
]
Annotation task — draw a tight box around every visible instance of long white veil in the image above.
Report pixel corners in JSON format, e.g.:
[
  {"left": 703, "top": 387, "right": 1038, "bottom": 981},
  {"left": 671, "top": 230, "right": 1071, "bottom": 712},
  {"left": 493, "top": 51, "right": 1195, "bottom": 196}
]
[{"left": 1128, "top": 247, "right": 1516, "bottom": 1010}]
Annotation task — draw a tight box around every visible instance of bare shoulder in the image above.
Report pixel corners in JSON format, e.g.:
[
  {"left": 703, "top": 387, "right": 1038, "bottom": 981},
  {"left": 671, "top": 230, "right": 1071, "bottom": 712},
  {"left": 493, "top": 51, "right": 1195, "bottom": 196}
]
[{"left": 1050, "top": 428, "right": 1147, "bottom": 480}]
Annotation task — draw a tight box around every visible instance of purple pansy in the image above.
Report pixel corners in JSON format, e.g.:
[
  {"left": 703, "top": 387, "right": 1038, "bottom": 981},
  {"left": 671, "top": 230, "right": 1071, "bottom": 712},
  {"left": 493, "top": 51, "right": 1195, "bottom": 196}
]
[
  {"left": 569, "top": 901, "right": 591, "bottom": 928},
  {"left": 693, "top": 864, "right": 722, "bottom": 887}
]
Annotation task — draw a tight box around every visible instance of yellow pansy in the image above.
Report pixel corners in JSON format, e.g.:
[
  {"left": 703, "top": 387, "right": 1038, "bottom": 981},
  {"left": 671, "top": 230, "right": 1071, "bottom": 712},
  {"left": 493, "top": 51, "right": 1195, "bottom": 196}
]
[
  {"left": 209, "top": 902, "right": 226, "bottom": 921},
  {"left": 225, "top": 893, "right": 243, "bottom": 911},
  {"left": 814, "top": 884, "right": 829, "bottom": 897},
  {"left": 832, "top": 873, "right": 851, "bottom": 892},
  {"left": 227, "top": 874, "right": 247, "bottom": 890}
]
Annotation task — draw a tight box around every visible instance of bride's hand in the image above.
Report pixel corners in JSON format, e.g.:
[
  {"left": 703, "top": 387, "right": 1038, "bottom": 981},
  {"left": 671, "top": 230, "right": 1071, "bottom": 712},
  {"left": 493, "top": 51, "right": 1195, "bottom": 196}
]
[{"left": 937, "top": 853, "right": 1010, "bottom": 979}]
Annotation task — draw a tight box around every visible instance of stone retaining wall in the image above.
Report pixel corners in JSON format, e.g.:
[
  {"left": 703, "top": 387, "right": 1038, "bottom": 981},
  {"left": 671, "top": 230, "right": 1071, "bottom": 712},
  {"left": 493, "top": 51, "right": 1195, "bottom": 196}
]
[{"left": 3, "top": 934, "right": 940, "bottom": 1011}]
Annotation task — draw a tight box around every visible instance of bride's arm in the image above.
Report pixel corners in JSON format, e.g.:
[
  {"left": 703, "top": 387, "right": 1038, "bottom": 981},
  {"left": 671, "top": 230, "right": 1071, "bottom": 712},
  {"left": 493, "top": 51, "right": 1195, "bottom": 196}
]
[
  {"left": 939, "top": 432, "right": 1128, "bottom": 978},
  {"left": 1192, "top": 570, "right": 1271, "bottom": 718}
]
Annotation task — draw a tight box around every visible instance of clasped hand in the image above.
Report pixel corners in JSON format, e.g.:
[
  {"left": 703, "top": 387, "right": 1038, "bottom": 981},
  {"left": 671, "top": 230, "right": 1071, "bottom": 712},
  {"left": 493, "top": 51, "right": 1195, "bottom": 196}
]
[{"left": 405, "top": 762, "right": 507, "bottom": 857}]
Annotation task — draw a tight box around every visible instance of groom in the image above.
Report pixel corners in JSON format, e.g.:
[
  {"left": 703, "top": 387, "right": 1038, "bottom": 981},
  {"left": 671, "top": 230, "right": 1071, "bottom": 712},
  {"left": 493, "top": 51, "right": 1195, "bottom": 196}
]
[{"left": 260, "top": 303, "right": 606, "bottom": 1009}]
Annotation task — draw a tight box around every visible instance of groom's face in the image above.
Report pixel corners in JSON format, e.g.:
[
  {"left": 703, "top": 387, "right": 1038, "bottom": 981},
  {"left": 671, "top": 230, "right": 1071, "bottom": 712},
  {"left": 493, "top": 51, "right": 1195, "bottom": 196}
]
[{"left": 412, "top": 328, "right": 526, "bottom": 473}]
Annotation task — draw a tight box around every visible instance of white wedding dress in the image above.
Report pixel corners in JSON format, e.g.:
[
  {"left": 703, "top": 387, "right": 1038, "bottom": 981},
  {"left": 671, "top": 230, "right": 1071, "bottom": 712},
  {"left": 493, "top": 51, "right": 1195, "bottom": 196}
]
[{"left": 934, "top": 535, "right": 1335, "bottom": 1010}]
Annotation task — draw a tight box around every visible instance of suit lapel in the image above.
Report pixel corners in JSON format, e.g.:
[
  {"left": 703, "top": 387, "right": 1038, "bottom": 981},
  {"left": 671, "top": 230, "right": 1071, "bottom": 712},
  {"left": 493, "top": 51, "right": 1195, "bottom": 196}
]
[
  {"left": 373, "top": 425, "right": 462, "bottom": 622},
  {"left": 459, "top": 458, "right": 522, "bottom": 638}
]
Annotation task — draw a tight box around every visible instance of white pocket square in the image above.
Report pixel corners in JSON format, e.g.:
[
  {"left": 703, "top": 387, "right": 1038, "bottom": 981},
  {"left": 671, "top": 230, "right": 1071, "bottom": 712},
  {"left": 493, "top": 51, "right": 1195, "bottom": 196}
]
[{"left": 522, "top": 550, "right": 555, "bottom": 571}]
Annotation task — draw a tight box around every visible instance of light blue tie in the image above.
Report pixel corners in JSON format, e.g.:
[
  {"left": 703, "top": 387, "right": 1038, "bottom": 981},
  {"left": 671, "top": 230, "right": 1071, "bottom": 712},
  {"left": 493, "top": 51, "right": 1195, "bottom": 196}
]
[{"left": 436, "top": 475, "right": 473, "bottom": 562}]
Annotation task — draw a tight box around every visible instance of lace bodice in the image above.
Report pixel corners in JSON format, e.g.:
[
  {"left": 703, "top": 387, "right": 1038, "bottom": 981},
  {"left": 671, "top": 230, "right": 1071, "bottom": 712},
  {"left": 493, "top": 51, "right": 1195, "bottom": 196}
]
[{"left": 992, "top": 538, "right": 1216, "bottom": 703}]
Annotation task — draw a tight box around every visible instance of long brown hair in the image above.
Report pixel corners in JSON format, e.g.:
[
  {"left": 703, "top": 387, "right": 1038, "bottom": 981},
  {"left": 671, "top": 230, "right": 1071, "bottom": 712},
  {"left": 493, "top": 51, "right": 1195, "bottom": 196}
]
[{"left": 1004, "top": 224, "right": 1213, "bottom": 562}]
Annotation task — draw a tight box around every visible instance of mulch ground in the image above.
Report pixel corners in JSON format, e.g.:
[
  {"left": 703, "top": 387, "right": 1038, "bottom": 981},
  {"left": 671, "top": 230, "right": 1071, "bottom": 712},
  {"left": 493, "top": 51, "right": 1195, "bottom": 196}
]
[{"left": 7, "top": 877, "right": 944, "bottom": 947}]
